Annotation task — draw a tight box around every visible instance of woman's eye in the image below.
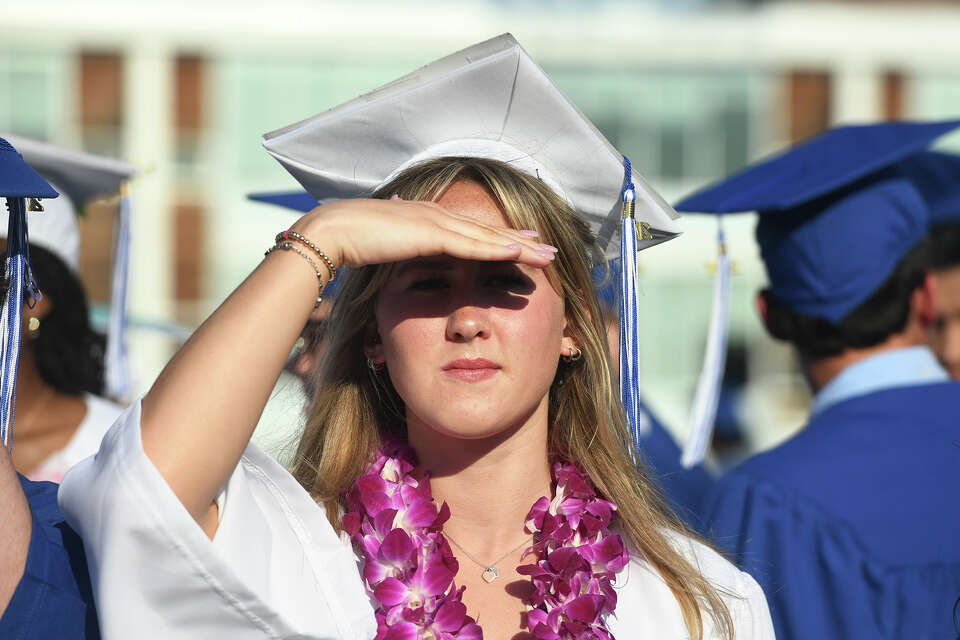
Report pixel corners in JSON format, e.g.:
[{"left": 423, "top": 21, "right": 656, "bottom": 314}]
[
  {"left": 486, "top": 274, "right": 526, "bottom": 288},
  {"left": 408, "top": 277, "right": 449, "bottom": 291}
]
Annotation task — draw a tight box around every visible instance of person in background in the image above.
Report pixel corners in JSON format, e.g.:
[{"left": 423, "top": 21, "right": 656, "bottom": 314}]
[
  {"left": 1, "top": 135, "right": 133, "bottom": 482},
  {"left": 0, "top": 137, "right": 99, "bottom": 638},
  {"left": 677, "top": 121, "right": 960, "bottom": 639}
]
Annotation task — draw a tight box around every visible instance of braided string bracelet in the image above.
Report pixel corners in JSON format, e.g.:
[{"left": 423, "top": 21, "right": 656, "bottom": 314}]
[
  {"left": 264, "top": 241, "right": 326, "bottom": 308},
  {"left": 276, "top": 230, "right": 337, "bottom": 283}
]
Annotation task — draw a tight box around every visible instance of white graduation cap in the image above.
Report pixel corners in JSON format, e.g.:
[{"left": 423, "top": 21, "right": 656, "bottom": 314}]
[
  {"left": 1, "top": 134, "right": 138, "bottom": 401},
  {"left": 261, "top": 33, "right": 682, "bottom": 460},
  {"left": 262, "top": 33, "right": 680, "bottom": 256}
]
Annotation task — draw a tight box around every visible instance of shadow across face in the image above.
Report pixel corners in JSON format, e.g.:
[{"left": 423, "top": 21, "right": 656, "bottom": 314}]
[{"left": 384, "top": 258, "right": 536, "bottom": 320}]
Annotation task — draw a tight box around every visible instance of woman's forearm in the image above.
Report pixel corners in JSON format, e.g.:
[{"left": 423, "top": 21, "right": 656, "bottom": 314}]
[{"left": 141, "top": 248, "right": 318, "bottom": 522}]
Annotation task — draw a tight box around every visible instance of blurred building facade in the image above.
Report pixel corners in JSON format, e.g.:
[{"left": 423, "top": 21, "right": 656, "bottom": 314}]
[{"left": 2, "top": 0, "right": 959, "bottom": 456}]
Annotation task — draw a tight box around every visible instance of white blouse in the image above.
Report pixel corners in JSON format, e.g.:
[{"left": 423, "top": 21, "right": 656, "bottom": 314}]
[
  {"left": 29, "top": 393, "right": 126, "bottom": 483},
  {"left": 59, "top": 402, "right": 775, "bottom": 639}
]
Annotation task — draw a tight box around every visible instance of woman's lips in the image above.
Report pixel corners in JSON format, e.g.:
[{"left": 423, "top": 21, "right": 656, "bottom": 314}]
[{"left": 442, "top": 358, "right": 501, "bottom": 382}]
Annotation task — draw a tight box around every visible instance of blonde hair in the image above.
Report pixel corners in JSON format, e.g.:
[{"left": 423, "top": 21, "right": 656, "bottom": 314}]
[{"left": 292, "top": 157, "right": 734, "bottom": 639}]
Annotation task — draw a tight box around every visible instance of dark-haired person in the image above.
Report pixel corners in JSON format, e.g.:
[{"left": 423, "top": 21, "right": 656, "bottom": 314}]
[
  {"left": 0, "top": 136, "right": 101, "bottom": 638},
  {"left": 1, "top": 187, "right": 125, "bottom": 482},
  {"left": 677, "top": 122, "right": 960, "bottom": 640}
]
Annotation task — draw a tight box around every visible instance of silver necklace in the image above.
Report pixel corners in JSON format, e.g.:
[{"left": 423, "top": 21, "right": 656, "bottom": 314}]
[{"left": 444, "top": 533, "right": 533, "bottom": 583}]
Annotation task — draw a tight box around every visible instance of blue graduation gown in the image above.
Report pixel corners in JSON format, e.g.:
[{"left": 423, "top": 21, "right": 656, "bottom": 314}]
[
  {"left": 701, "top": 382, "right": 960, "bottom": 639},
  {"left": 0, "top": 475, "right": 99, "bottom": 639},
  {"left": 636, "top": 401, "right": 715, "bottom": 528}
]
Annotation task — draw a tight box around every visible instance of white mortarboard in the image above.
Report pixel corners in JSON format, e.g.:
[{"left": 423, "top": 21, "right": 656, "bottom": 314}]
[
  {"left": 261, "top": 33, "right": 681, "bottom": 459},
  {"left": 262, "top": 33, "right": 680, "bottom": 256},
  {"left": 1, "top": 134, "right": 138, "bottom": 401}
]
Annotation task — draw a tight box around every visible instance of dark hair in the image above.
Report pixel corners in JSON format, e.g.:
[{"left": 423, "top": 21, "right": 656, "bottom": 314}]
[
  {"left": 1, "top": 244, "right": 106, "bottom": 394},
  {"left": 931, "top": 222, "right": 960, "bottom": 271},
  {"left": 762, "top": 239, "right": 932, "bottom": 360}
]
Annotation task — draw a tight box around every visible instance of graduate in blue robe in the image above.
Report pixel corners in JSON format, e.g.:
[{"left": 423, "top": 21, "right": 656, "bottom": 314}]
[
  {"left": 0, "top": 138, "right": 100, "bottom": 638},
  {"left": 1, "top": 466, "right": 99, "bottom": 639},
  {"left": 676, "top": 121, "right": 960, "bottom": 639}
]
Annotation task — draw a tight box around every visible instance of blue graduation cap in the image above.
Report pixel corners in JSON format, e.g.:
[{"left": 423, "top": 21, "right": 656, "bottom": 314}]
[
  {"left": 247, "top": 190, "right": 319, "bottom": 213},
  {"left": 674, "top": 119, "right": 960, "bottom": 466},
  {"left": 0, "top": 137, "right": 58, "bottom": 448},
  {"left": 678, "top": 120, "right": 960, "bottom": 321}
]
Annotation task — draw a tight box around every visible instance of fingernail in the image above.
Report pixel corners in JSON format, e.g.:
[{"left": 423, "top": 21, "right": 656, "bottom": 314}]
[
  {"left": 507, "top": 243, "right": 523, "bottom": 249},
  {"left": 390, "top": 194, "right": 401, "bottom": 201},
  {"left": 539, "top": 243, "right": 559, "bottom": 252},
  {"left": 536, "top": 250, "right": 556, "bottom": 260},
  {"left": 518, "top": 229, "right": 540, "bottom": 237}
]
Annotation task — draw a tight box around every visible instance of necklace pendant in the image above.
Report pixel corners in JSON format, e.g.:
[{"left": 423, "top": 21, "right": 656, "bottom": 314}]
[{"left": 481, "top": 567, "right": 499, "bottom": 583}]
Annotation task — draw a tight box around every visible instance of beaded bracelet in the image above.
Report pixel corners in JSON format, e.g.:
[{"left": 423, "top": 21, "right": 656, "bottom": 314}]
[
  {"left": 276, "top": 230, "right": 338, "bottom": 282},
  {"left": 265, "top": 241, "right": 326, "bottom": 308}
]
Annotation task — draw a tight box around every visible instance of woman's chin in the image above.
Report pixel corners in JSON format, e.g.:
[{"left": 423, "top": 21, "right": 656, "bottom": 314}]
[{"left": 408, "top": 408, "right": 538, "bottom": 443}]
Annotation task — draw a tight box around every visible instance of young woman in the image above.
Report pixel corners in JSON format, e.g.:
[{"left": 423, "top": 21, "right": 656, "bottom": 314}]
[
  {"left": 61, "top": 155, "right": 773, "bottom": 639},
  {"left": 6, "top": 241, "right": 124, "bottom": 482}
]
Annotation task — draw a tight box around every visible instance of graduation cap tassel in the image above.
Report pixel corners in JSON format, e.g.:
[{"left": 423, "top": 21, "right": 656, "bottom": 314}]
[
  {"left": 104, "top": 184, "right": 132, "bottom": 401},
  {"left": 618, "top": 156, "right": 645, "bottom": 460},
  {"left": 0, "top": 197, "right": 41, "bottom": 449},
  {"left": 681, "top": 219, "right": 732, "bottom": 468}
]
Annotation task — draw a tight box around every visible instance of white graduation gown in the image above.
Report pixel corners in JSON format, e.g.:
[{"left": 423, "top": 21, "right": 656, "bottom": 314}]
[{"left": 59, "top": 402, "right": 775, "bottom": 639}]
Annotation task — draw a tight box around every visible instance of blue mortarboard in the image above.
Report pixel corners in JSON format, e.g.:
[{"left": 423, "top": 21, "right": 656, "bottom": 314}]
[
  {"left": 893, "top": 151, "right": 960, "bottom": 226},
  {"left": 247, "top": 190, "right": 345, "bottom": 298},
  {"left": 676, "top": 120, "right": 960, "bottom": 323},
  {"left": 0, "top": 139, "right": 58, "bottom": 199},
  {"left": 247, "top": 190, "right": 319, "bottom": 214},
  {"left": 0, "top": 137, "right": 58, "bottom": 448}
]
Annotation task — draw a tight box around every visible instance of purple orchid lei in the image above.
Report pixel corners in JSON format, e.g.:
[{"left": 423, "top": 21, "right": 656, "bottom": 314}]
[{"left": 343, "top": 441, "right": 630, "bottom": 639}]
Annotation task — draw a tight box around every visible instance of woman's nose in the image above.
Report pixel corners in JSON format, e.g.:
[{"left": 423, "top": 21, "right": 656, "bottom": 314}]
[{"left": 445, "top": 305, "right": 489, "bottom": 342}]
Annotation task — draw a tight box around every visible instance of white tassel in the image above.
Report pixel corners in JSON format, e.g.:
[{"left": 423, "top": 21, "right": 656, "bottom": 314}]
[
  {"left": 104, "top": 186, "right": 132, "bottom": 400},
  {"left": 681, "top": 222, "right": 732, "bottom": 468}
]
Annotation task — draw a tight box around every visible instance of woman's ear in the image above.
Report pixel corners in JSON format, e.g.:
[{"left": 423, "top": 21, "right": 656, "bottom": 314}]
[
  {"left": 755, "top": 290, "right": 771, "bottom": 334},
  {"left": 363, "top": 325, "right": 385, "bottom": 364},
  {"left": 27, "top": 289, "right": 53, "bottom": 319}
]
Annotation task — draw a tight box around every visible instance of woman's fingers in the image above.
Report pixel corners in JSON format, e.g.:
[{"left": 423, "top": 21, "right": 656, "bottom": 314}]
[
  {"left": 435, "top": 231, "right": 555, "bottom": 266},
  {"left": 298, "top": 198, "right": 557, "bottom": 269}
]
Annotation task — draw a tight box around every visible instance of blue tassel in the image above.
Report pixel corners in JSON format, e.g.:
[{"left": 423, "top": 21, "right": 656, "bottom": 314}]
[
  {"left": 1, "top": 197, "right": 41, "bottom": 449},
  {"left": 618, "top": 156, "right": 645, "bottom": 458},
  {"left": 104, "top": 187, "right": 132, "bottom": 400}
]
